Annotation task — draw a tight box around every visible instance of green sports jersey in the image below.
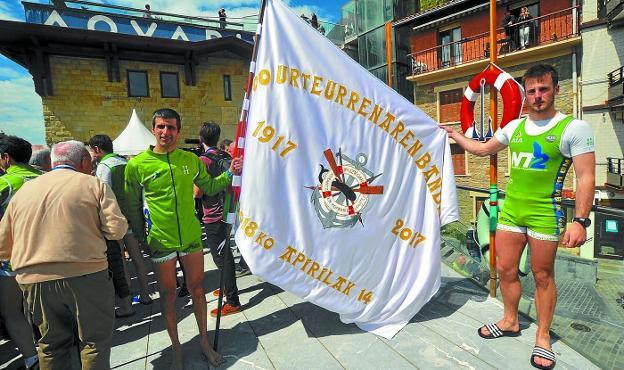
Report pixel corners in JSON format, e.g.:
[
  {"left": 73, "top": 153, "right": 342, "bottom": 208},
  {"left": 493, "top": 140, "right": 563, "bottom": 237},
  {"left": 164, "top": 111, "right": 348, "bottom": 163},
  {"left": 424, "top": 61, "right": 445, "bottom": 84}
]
[
  {"left": 124, "top": 147, "right": 231, "bottom": 257},
  {"left": 0, "top": 164, "right": 42, "bottom": 218},
  {"left": 502, "top": 115, "right": 574, "bottom": 236}
]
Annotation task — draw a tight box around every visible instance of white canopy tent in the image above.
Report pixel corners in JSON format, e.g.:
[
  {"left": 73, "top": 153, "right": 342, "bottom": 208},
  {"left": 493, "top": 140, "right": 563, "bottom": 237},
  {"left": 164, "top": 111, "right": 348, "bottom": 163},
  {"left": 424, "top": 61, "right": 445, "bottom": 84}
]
[{"left": 113, "top": 109, "right": 155, "bottom": 155}]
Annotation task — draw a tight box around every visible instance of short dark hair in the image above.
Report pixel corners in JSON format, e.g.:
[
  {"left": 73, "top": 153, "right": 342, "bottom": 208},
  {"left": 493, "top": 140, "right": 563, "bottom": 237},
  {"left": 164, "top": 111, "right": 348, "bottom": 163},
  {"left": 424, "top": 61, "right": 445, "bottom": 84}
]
[
  {"left": 87, "top": 134, "right": 114, "bottom": 153},
  {"left": 152, "top": 108, "right": 181, "bottom": 130},
  {"left": 0, "top": 134, "right": 32, "bottom": 164},
  {"left": 199, "top": 122, "right": 221, "bottom": 147},
  {"left": 522, "top": 64, "right": 559, "bottom": 88},
  {"left": 219, "top": 138, "right": 233, "bottom": 150}
]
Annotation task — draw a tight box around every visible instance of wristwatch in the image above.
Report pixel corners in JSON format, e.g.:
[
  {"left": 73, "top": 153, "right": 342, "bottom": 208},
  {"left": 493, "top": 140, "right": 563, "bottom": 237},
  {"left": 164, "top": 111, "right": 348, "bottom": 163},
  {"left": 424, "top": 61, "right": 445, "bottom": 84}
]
[{"left": 573, "top": 217, "right": 591, "bottom": 228}]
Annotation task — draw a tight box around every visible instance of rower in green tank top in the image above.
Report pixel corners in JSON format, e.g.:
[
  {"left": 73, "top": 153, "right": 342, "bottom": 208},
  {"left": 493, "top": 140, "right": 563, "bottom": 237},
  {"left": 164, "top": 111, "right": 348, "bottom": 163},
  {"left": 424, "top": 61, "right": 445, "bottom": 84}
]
[
  {"left": 498, "top": 115, "right": 575, "bottom": 240},
  {"left": 442, "top": 64, "right": 595, "bottom": 370}
]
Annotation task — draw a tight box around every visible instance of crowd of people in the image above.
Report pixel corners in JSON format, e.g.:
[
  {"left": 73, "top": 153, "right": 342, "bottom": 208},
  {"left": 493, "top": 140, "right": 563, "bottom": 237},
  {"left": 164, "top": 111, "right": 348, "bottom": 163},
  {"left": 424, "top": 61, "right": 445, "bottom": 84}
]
[{"left": 0, "top": 109, "right": 247, "bottom": 370}]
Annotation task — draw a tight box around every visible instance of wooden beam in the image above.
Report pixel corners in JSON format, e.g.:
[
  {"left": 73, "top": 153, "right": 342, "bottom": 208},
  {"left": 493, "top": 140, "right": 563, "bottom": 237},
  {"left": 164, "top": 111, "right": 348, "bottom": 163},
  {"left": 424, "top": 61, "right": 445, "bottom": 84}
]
[
  {"left": 111, "top": 43, "right": 120, "bottom": 82},
  {"left": 104, "top": 42, "right": 113, "bottom": 82}
]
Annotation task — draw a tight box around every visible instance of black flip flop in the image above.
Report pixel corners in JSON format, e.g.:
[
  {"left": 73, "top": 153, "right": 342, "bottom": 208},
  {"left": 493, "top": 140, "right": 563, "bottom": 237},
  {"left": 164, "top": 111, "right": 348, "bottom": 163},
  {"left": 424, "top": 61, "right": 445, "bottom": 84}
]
[
  {"left": 477, "top": 323, "right": 521, "bottom": 339},
  {"left": 530, "top": 346, "right": 556, "bottom": 370}
]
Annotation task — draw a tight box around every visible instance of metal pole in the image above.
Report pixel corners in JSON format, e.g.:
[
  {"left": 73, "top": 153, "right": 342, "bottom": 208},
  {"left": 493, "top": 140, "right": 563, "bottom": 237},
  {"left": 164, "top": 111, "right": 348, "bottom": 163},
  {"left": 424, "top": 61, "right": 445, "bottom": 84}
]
[
  {"left": 385, "top": 21, "right": 393, "bottom": 87},
  {"left": 488, "top": 0, "right": 498, "bottom": 298},
  {"left": 214, "top": 0, "right": 268, "bottom": 350}
]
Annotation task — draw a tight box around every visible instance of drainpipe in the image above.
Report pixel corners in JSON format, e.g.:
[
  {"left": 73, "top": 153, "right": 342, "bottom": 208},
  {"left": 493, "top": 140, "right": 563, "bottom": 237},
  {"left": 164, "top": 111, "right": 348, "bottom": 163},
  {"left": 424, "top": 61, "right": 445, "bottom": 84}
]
[
  {"left": 573, "top": 51, "right": 578, "bottom": 119},
  {"left": 572, "top": 0, "right": 578, "bottom": 119}
]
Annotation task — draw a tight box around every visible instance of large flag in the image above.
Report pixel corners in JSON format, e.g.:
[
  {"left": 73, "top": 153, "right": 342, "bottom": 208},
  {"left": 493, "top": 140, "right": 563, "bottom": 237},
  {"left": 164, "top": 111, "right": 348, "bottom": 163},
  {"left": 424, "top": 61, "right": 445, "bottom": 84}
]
[{"left": 235, "top": 0, "right": 458, "bottom": 339}]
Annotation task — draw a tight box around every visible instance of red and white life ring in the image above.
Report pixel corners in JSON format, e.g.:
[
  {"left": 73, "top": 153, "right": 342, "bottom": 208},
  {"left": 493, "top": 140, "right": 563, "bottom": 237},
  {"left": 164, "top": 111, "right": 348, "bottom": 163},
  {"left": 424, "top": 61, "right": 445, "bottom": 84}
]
[{"left": 460, "top": 65, "right": 524, "bottom": 134}]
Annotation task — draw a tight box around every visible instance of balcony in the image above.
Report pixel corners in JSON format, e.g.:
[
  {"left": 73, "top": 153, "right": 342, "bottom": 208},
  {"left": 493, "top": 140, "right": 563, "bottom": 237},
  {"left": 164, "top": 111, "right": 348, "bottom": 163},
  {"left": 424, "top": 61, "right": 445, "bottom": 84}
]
[
  {"left": 607, "top": 158, "right": 624, "bottom": 188},
  {"left": 407, "top": 7, "right": 580, "bottom": 82},
  {"left": 607, "top": 0, "right": 624, "bottom": 26},
  {"left": 608, "top": 66, "right": 624, "bottom": 112}
]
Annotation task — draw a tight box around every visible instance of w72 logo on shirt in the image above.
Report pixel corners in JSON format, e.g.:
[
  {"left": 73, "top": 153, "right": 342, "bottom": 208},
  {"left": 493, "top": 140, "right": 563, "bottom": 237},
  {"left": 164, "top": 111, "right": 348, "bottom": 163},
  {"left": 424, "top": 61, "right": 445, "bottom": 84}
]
[{"left": 511, "top": 142, "right": 549, "bottom": 169}]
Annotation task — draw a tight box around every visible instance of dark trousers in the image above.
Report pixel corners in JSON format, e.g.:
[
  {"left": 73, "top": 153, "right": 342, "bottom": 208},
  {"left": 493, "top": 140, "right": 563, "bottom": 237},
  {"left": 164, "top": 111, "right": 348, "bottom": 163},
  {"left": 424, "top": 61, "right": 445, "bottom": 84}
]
[
  {"left": 106, "top": 240, "right": 130, "bottom": 299},
  {"left": 20, "top": 270, "right": 115, "bottom": 370},
  {"left": 203, "top": 222, "right": 239, "bottom": 306}
]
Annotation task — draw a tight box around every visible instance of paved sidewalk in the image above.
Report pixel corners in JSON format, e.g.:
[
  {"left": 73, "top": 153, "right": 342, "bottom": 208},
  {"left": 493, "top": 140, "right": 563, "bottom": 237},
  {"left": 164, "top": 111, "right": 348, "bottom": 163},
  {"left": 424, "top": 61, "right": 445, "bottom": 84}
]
[{"left": 1, "top": 252, "right": 600, "bottom": 369}]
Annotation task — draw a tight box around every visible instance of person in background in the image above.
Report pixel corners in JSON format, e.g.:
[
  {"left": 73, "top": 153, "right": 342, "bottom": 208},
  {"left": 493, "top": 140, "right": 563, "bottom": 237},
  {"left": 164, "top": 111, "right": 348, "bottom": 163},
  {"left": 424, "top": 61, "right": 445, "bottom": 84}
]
[
  {"left": 518, "top": 6, "right": 533, "bottom": 50},
  {"left": 143, "top": 4, "right": 152, "bottom": 18},
  {"left": 219, "top": 138, "right": 250, "bottom": 278},
  {"left": 88, "top": 135, "right": 154, "bottom": 315},
  {"left": 194, "top": 123, "right": 242, "bottom": 318},
  {"left": 0, "top": 134, "right": 39, "bottom": 370},
  {"left": 29, "top": 145, "right": 51, "bottom": 172},
  {"left": 218, "top": 8, "right": 227, "bottom": 29},
  {"left": 124, "top": 108, "right": 242, "bottom": 369},
  {"left": 0, "top": 140, "right": 127, "bottom": 370},
  {"left": 219, "top": 138, "right": 232, "bottom": 152},
  {"left": 502, "top": 7, "right": 517, "bottom": 51},
  {"left": 311, "top": 12, "right": 319, "bottom": 29}
]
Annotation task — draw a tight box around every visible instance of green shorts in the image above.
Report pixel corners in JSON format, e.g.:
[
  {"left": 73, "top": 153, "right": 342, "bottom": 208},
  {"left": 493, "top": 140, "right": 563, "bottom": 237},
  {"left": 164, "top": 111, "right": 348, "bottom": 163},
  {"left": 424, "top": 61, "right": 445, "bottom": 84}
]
[
  {"left": 497, "top": 204, "right": 564, "bottom": 242},
  {"left": 148, "top": 239, "right": 203, "bottom": 263}
]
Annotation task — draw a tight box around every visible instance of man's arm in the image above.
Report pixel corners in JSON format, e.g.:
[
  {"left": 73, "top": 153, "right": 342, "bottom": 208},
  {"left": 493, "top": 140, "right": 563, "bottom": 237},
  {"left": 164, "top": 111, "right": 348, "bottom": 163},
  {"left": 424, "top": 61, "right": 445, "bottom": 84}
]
[
  {"left": 440, "top": 126, "right": 507, "bottom": 156},
  {"left": 124, "top": 161, "right": 146, "bottom": 243},
  {"left": 561, "top": 152, "right": 595, "bottom": 247},
  {"left": 194, "top": 156, "right": 243, "bottom": 196},
  {"left": 0, "top": 205, "right": 13, "bottom": 260},
  {"left": 98, "top": 183, "right": 128, "bottom": 240},
  {"left": 194, "top": 157, "right": 230, "bottom": 196}
]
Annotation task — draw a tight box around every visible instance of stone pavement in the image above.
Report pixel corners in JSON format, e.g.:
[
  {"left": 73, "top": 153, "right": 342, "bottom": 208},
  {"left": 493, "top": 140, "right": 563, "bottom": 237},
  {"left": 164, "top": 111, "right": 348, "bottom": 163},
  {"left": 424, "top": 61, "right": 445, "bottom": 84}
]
[{"left": 1, "top": 252, "right": 600, "bottom": 370}]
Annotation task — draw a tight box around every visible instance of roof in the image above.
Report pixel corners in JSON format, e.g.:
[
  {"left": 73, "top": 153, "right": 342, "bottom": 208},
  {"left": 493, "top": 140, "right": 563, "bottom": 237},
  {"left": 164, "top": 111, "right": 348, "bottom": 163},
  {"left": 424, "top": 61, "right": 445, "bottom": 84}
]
[
  {"left": 393, "top": 0, "right": 469, "bottom": 27},
  {"left": 0, "top": 20, "right": 253, "bottom": 69},
  {"left": 393, "top": 0, "right": 492, "bottom": 28}
]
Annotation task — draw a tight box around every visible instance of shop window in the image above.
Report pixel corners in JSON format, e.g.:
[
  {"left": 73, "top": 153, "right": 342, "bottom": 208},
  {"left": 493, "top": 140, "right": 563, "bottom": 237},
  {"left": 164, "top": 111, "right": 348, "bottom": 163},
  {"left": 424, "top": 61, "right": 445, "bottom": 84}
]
[
  {"left": 127, "top": 70, "right": 148, "bottom": 97},
  {"left": 439, "top": 88, "right": 463, "bottom": 123},
  {"left": 160, "top": 72, "right": 180, "bottom": 98},
  {"left": 451, "top": 143, "right": 466, "bottom": 175}
]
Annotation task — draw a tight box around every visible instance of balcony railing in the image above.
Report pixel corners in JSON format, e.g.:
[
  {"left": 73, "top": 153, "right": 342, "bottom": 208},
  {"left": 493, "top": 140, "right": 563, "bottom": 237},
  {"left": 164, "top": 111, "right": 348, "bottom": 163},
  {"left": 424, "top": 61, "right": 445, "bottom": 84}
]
[
  {"left": 607, "top": 157, "right": 624, "bottom": 188},
  {"left": 408, "top": 7, "right": 580, "bottom": 76},
  {"left": 606, "top": 0, "right": 624, "bottom": 24},
  {"left": 608, "top": 66, "right": 624, "bottom": 106}
]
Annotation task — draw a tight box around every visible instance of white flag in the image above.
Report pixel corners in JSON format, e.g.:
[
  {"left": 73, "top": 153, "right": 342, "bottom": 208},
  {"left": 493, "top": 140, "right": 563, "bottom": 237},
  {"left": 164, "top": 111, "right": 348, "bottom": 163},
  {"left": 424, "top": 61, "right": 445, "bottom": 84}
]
[{"left": 236, "top": 0, "right": 459, "bottom": 339}]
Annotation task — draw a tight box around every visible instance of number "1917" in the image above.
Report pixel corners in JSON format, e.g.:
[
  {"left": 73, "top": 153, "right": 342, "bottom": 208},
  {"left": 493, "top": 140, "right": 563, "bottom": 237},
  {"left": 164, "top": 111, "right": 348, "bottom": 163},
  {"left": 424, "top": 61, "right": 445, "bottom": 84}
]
[{"left": 252, "top": 121, "right": 298, "bottom": 158}]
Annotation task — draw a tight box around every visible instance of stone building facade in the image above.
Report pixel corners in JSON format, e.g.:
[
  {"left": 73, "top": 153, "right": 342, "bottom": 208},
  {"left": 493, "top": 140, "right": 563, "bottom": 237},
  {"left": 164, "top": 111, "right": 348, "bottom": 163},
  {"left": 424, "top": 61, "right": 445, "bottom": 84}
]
[{"left": 43, "top": 53, "right": 248, "bottom": 144}]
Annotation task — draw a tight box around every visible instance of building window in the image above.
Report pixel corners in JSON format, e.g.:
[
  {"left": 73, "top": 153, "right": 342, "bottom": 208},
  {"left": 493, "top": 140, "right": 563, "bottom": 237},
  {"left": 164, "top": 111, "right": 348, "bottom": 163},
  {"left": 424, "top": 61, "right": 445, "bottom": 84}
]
[
  {"left": 439, "top": 88, "right": 463, "bottom": 123},
  {"left": 160, "top": 72, "right": 180, "bottom": 98},
  {"left": 451, "top": 143, "right": 466, "bottom": 175},
  {"left": 223, "top": 75, "right": 232, "bottom": 101},
  {"left": 439, "top": 26, "right": 462, "bottom": 67},
  {"left": 127, "top": 70, "right": 149, "bottom": 97}
]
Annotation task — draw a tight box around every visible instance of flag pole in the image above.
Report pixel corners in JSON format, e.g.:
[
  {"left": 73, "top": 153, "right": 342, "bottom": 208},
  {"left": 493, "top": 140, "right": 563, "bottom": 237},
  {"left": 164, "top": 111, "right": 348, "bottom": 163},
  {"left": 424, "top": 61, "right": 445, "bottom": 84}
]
[
  {"left": 213, "top": 0, "right": 269, "bottom": 351},
  {"left": 385, "top": 21, "right": 393, "bottom": 87},
  {"left": 488, "top": 0, "right": 498, "bottom": 298}
]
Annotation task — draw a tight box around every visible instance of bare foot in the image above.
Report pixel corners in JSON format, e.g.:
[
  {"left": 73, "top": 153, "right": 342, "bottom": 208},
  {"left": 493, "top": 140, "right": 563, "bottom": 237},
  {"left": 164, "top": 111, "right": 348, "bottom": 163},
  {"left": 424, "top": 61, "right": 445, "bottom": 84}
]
[
  {"left": 478, "top": 318, "right": 520, "bottom": 336},
  {"left": 533, "top": 334, "right": 554, "bottom": 368},
  {"left": 200, "top": 343, "right": 224, "bottom": 367}
]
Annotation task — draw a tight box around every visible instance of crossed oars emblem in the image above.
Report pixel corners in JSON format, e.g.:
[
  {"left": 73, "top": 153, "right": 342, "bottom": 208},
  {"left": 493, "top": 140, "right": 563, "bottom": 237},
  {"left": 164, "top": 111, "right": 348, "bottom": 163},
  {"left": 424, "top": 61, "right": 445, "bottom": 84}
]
[{"left": 305, "top": 148, "right": 384, "bottom": 226}]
